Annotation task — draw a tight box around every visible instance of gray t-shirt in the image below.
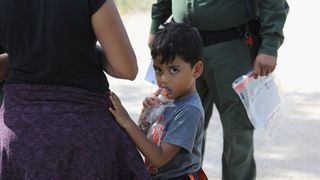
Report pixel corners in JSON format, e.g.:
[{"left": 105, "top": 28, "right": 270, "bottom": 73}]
[{"left": 146, "top": 92, "right": 204, "bottom": 180}]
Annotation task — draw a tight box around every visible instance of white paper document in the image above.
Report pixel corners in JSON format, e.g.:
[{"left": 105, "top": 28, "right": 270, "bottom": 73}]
[{"left": 232, "top": 71, "right": 283, "bottom": 131}]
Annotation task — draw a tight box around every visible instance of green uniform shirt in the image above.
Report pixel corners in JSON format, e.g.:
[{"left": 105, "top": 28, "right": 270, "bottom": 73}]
[{"left": 150, "top": 0, "right": 289, "bottom": 57}]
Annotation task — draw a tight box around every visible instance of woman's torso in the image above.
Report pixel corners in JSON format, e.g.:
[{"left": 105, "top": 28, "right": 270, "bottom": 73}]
[{"left": 0, "top": 0, "right": 108, "bottom": 93}]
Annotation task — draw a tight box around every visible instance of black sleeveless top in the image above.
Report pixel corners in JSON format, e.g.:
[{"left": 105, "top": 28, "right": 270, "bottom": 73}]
[{"left": 0, "top": 0, "right": 109, "bottom": 93}]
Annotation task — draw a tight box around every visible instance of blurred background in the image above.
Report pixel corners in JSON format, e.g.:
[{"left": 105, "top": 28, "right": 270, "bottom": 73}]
[{"left": 110, "top": 0, "right": 320, "bottom": 179}]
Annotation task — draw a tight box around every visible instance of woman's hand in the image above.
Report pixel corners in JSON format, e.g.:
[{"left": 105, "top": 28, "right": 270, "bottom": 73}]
[{"left": 109, "top": 91, "right": 133, "bottom": 129}]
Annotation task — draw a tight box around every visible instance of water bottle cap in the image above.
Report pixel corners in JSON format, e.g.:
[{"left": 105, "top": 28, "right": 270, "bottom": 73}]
[{"left": 158, "top": 89, "right": 169, "bottom": 103}]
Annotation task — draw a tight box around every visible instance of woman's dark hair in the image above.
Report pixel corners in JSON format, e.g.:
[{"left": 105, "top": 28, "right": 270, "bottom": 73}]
[{"left": 151, "top": 22, "right": 203, "bottom": 67}]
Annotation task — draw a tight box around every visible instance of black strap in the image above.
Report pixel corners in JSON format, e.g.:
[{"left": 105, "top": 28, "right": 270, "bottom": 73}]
[{"left": 199, "top": 25, "right": 246, "bottom": 46}]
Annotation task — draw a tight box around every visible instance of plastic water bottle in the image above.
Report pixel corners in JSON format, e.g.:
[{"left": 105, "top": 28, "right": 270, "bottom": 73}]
[{"left": 138, "top": 89, "right": 174, "bottom": 134}]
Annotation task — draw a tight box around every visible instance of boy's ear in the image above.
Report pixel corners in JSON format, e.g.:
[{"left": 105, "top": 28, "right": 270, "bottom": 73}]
[{"left": 193, "top": 61, "right": 203, "bottom": 78}]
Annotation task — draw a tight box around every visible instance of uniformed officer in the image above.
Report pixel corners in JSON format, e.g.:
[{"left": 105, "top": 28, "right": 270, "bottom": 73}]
[{"left": 148, "top": 0, "right": 289, "bottom": 179}]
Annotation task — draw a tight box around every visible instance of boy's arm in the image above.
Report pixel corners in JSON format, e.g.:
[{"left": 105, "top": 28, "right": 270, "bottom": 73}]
[
  {"left": 109, "top": 91, "right": 181, "bottom": 168},
  {"left": 0, "top": 53, "right": 9, "bottom": 82}
]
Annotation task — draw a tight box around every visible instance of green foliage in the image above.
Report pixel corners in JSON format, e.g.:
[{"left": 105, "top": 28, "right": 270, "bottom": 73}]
[{"left": 115, "top": 0, "right": 153, "bottom": 15}]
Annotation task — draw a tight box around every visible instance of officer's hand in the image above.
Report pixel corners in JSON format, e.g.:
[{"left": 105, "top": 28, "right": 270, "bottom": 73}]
[
  {"left": 253, "top": 53, "right": 277, "bottom": 79},
  {"left": 148, "top": 34, "right": 156, "bottom": 49}
]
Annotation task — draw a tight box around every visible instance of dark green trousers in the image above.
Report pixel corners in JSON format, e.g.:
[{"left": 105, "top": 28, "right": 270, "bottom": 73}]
[{"left": 196, "top": 38, "right": 256, "bottom": 180}]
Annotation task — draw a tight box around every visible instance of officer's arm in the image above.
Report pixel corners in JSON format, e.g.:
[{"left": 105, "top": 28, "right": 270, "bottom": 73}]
[
  {"left": 149, "top": 0, "right": 172, "bottom": 47},
  {"left": 150, "top": 0, "right": 172, "bottom": 34},
  {"left": 252, "top": 0, "right": 289, "bottom": 78},
  {"left": 258, "top": 0, "right": 289, "bottom": 57}
]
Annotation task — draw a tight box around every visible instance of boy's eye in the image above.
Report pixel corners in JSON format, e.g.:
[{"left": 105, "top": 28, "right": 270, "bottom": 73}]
[
  {"left": 153, "top": 66, "right": 161, "bottom": 73},
  {"left": 170, "top": 67, "right": 179, "bottom": 74}
]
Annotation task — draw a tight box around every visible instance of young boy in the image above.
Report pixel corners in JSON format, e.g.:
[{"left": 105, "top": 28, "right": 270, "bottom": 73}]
[{"left": 109, "top": 23, "right": 206, "bottom": 180}]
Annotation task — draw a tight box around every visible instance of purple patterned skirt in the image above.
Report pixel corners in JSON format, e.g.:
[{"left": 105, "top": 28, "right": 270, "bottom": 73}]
[{"left": 0, "top": 84, "right": 151, "bottom": 180}]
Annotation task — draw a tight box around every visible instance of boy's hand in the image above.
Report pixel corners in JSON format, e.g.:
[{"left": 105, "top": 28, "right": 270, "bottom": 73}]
[
  {"left": 142, "top": 88, "right": 162, "bottom": 111},
  {"left": 109, "top": 91, "right": 133, "bottom": 129}
]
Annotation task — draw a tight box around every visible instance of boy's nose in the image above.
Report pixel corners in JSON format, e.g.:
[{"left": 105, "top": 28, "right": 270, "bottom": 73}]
[{"left": 160, "top": 74, "right": 168, "bottom": 82}]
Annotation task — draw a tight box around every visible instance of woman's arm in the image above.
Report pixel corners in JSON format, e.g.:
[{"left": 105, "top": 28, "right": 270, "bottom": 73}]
[
  {"left": 95, "top": 44, "right": 112, "bottom": 75},
  {"left": 95, "top": 44, "right": 130, "bottom": 79},
  {"left": 0, "top": 53, "right": 9, "bottom": 81},
  {"left": 91, "top": 0, "right": 138, "bottom": 80}
]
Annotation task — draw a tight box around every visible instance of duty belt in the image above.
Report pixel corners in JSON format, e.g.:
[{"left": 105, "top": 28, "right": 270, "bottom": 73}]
[{"left": 199, "top": 24, "right": 246, "bottom": 46}]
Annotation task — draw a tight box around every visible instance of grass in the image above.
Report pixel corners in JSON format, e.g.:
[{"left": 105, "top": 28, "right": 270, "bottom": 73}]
[{"left": 115, "top": 0, "right": 153, "bottom": 15}]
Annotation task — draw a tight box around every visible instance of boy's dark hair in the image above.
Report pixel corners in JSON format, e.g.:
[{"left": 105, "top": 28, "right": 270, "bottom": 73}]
[{"left": 151, "top": 22, "right": 203, "bottom": 67}]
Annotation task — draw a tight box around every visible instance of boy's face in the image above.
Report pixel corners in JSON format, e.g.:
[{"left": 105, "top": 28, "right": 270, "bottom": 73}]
[{"left": 153, "top": 56, "right": 203, "bottom": 100}]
